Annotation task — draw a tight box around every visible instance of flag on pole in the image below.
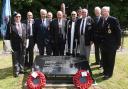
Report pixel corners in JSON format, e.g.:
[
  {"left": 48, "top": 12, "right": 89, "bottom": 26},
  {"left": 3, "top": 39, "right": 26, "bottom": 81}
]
[{"left": 0, "top": 0, "right": 11, "bottom": 37}]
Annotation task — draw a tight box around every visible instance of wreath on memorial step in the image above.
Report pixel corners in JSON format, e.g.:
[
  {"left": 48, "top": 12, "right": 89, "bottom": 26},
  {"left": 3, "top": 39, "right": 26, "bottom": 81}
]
[
  {"left": 26, "top": 71, "right": 46, "bottom": 89},
  {"left": 73, "top": 70, "right": 93, "bottom": 89}
]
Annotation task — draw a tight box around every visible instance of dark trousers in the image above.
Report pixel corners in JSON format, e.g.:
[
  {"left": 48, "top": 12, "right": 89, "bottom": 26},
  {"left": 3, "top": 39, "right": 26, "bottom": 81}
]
[
  {"left": 12, "top": 51, "right": 25, "bottom": 75},
  {"left": 66, "top": 41, "right": 76, "bottom": 56},
  {"left": 53, "top": 40, "right": 65, "bottom": 56},
  {"left": 45, "top": 40, "right": 52, "bottom": 55},
  {"left": 37, "top": 41, "right": 45, "bottom": 55},
  {"left": 94, "top": 42, "right": 102, "bottom": 65},
  {"left": 37, "top": 40, "right": 52, "bottom": 56},
  {"left": 25, "top": 37, "right": 35, "bottom": 68},
  {"left": 101, "top": 49, "right": 116, "bottom": 77}
]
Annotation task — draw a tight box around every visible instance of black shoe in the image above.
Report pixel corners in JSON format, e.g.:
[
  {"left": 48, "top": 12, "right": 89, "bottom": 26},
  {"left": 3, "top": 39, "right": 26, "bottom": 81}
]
[
  {"left": 14, "top": 72, "right": 19, "bottom": 77},
  {"left": 19, "top": 69, "right": 25, "bottom": 74}
]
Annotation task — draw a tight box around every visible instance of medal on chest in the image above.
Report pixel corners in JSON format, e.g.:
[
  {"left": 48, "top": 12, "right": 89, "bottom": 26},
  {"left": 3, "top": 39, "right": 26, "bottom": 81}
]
[{"left": 107, "top": 24, "right": 112, "bottom": 34}]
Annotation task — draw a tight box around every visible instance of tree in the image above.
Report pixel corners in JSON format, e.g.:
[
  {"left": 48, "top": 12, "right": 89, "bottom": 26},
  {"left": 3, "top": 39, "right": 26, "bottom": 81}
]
[{"left": 8, "top": 0, "right": 128, "bottom": 28}]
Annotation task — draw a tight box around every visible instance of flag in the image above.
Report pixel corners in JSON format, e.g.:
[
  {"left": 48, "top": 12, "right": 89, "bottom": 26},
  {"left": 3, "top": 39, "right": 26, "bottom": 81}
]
[{"left": 0, "top": 0, "right": 11, "bottom": 37}]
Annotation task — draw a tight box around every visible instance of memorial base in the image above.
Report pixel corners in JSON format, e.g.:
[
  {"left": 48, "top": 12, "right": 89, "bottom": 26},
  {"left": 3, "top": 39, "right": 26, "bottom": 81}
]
[{"left": 32, "top": 56, "right": 88, "bottom": 84}]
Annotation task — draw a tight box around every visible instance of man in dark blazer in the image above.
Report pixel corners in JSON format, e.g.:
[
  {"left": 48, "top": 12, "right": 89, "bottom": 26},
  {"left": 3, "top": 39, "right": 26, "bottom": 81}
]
[
  {"left": 23, "top": 11, "right": 35, "bottom": 68},
  {"left": 92, "top": 7, "right": 102, "bottom": 66},
  {"left": 75, "top": 8, "right": 93, "bottom": 61},
  {"left": 100, "top": 6, "right": 121, "bottom": 79},
  {"left": 6, "top": 13, "right": 27, "bottom": 77},
  {"left": 66, "top": 11, "right": 77, "bottom": 56},
  {"left": 50, "top": 11, "right": 66, "bottom": 56},
  {"left": 75, "top": 9, "right": 97, "bottom": 84},
  {"left": 34, "top": 9, "right": 52, "bottom": 55}
]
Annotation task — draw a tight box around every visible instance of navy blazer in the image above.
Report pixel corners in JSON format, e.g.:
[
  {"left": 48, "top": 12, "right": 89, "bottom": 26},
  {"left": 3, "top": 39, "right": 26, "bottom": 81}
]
[
  {"left": 34, "top": 18, "right": 50, "bottom": 44},
  {"left": 99, "top": 16, "right": 121, "bottom": 50},
  {"left": 92, "top": 16, "right": 102, "bottom": 43},
  {"left": 75, "top": 16, "right": 94, "bottom": 45},
  {"left": 50, "top": 18, "right": 66, "bottom": 44}
]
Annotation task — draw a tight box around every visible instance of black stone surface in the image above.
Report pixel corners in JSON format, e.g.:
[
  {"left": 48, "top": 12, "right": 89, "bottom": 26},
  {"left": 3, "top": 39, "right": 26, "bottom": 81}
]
[{"left": 32, "top": 55, "right": 88, "bottom": 83}]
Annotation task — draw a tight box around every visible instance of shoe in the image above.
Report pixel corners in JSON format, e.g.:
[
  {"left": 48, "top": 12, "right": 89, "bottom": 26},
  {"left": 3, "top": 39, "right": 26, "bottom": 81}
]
[
  {"left": 91, "top": 62, "right": 100, "bottom": 65},
  {"left": 19, "top": 69, "right": 25, "bottom": 74},
  {"left": 92, "top": 80, "right": 98, "bottom": 86},
  {"left": 14, "top": 72, "right": 19, "bottom": 77}
]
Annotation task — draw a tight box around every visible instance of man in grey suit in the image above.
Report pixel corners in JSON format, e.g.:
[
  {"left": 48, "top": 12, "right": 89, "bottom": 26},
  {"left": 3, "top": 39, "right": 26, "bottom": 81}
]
[
  {"left": 34, "top": 9, "right": 52, "bottom": 55},
  {"left": 6, "top": 12, "right": 27, "bottom": 77}
]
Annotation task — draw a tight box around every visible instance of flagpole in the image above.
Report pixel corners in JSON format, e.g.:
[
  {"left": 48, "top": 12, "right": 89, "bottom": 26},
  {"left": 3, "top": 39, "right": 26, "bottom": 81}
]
[
  {"left": 1, "top": 0, "right": 11, "bottom": 52},
  {"left": 1, "top": 0, "right": 6, "bottom": 52}
]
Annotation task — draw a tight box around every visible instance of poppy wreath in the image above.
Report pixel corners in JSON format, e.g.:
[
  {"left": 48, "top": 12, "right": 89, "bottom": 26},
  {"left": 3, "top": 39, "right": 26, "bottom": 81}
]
[
  {"left": 26, "top": 71, "right": 46, "bottom": 89},
  {"left": 73, "top": 70, "right": 93, "bottom": 89}
]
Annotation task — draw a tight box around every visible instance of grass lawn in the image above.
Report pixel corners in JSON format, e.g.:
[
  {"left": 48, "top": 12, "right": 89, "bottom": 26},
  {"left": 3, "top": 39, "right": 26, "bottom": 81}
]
[{"left": 0, "top": 36, "right": 128, "bottom": 89}]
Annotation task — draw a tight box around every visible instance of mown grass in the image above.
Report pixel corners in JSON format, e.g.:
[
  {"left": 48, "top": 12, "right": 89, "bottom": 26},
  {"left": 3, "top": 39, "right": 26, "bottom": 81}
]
[{"left": 0, "top": 36, "right": 128, "bottom": 89}]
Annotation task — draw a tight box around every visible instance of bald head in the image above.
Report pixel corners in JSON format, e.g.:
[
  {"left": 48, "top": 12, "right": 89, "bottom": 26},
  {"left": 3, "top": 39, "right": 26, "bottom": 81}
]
[
  {"left": 27, "top": 11, "right": 33, "bottom": 20},
  {"left": 57, "top": 11, "right": 63, "bottom": 19}
]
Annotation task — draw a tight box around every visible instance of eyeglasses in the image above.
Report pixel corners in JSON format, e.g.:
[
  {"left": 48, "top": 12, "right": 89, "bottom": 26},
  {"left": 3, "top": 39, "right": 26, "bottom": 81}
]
[{"left": 72, "top": 14, "right": 76, "bottom": 15}]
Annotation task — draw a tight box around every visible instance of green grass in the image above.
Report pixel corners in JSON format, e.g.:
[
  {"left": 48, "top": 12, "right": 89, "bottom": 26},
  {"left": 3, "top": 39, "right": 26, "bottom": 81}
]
[{"left": 0, "top": 36, "right": 128, "bottom": 89}]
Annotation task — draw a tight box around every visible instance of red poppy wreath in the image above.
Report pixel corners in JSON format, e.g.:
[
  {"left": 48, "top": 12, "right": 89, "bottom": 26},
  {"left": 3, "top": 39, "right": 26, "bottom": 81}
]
[
  {"left": 27, "top": 71, "right": 46, "bottom": 89},
  {"left": 73, "top": 70, "right": 93, "bottom": 89}
]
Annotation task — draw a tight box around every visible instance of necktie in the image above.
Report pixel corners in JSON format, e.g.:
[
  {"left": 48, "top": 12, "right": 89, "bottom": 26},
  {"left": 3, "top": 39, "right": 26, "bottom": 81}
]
[
  {"left": 102, "top": 18, "right": 105, "bottom": 28},
  {"left": 42, "top": 19, "right": 44, "bottom": 26},
  {"left": 58, "top": 19, "right": 62, "bottom": 34},
  {"left": 17, "top": 24, "right": 22, "bottom": 36},
  {"left": 96, "top": 16, "right": 99, "bottom": 23},
  {"left": 81, "top": 19, "right": 84, "bottom": 35},
  {"left": 28, "top": 21, "right": 33, "bottom": 36}
]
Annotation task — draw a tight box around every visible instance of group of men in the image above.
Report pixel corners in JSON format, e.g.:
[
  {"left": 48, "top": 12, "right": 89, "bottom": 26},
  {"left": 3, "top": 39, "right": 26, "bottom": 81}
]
[{"left": 5, "top": 5, "right": 121, "bottom": 81}]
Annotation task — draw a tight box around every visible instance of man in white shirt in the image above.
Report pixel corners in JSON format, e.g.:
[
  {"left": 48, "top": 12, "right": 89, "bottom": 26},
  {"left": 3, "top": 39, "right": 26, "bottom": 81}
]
[
  {"left": 24, "top": 11, "right": 35, "bottom": 68},
  {"left": 34, "top": 9, "right": 52, "bottom": 55}
]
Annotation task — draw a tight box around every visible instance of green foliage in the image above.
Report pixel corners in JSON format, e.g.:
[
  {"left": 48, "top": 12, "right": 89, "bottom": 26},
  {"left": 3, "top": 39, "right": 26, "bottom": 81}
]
[{"left": 3, "top": 0, "right": 127, "bottom": 27}]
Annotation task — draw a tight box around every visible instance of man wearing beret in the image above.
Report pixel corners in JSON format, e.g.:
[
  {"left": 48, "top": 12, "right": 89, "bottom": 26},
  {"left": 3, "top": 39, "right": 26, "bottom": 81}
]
[{"left": 6, "top": 12, "right": 27, "bottom": 77}]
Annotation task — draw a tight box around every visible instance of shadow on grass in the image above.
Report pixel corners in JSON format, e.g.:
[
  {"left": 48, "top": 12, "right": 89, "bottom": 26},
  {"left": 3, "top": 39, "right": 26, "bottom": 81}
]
[{"left": 0, "top": 67, "right": 13, "bottom": 80}]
